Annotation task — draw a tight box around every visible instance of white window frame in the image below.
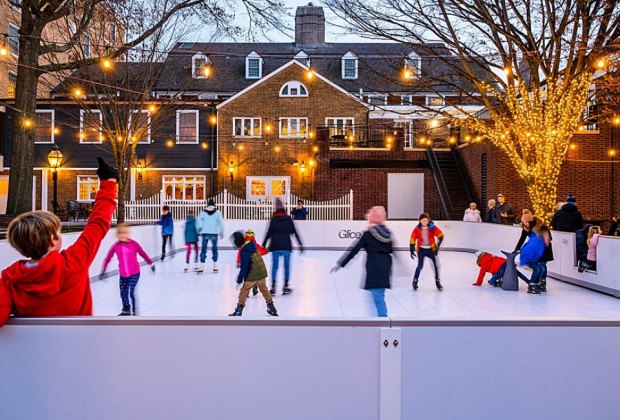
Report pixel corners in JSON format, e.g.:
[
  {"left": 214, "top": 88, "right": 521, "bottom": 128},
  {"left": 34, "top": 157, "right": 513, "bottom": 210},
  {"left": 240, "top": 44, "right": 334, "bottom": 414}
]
[
  {"left": 176, "top": 110, "right": 200, "bottom": 144},
  {"left": 405, "top": 52, "right": 422, "bottom": 78},
  {"left": 341, "top": 52, "right": 358, "bottom": 79},
  {"left": 8, "top": 24, "right": 19, "bottom": 57},
  {"left": 294, "top": 51, "right": 309, "bottom": 66},
  {"left": 325, "top": 117, "right": 355, "bottom": 136},
  {"left": 79, "top": 109, "right": 103, "bottom": 143},
  {"left": 246, "top": 176, "right": 290, "bottom": 202},
  {"left": 77, "top": 175, "right": 100, "bottom": 202},
  {"left": 395, "top": 121, "right": 415, "bottom": 148},
  {"left": 34, "top": 110, "right": 55, "bottom": 144},
  {"left": 245, "top": 51, "right": 263, "bottom": 79},
  {"left": 129, "top": 110, "right": 151, "bottom": 143},
  {"left": 368, "top": 94, "right": 388, "bottom": 105},
  {"left": 162, "top": 175, "right": 206, "bottom": 201},
  {"left": 426, "top": 96, "right": 446, "bottom": 107},
  {"left": 279, "top": 81, "right": 309, "bottom": 97},
  {"left": 279, "top": 117, "right": 308, "bottom": 139},
  {"left": 83, "top": 34, "right": 91, "bottom": 58},
  {"left": 233, "top": 117, "right": 262, "bottom": 138},
  {"left": 192, "top": 52, "right": 210, "bottom": 79}
]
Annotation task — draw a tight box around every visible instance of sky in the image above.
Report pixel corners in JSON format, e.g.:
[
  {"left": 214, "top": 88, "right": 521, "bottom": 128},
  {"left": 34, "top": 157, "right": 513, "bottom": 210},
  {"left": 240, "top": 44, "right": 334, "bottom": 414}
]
[{"left": 191, "top": 0, "right": 373, "bottom": 43}]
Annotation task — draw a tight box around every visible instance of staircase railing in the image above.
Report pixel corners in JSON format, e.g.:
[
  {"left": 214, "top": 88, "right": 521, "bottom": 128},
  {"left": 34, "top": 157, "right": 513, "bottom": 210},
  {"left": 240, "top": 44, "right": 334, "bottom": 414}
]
[
  {"left": 426, "top": 148, "right": 453, "bottom": 219},
  {"left": 451, "top": 145, "right": 479, "bottom": 206}
]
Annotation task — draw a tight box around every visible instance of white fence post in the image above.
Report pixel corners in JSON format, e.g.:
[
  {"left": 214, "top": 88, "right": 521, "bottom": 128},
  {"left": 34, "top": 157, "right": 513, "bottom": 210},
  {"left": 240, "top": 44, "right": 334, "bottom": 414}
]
[
  {"left": 349, "top": 189, "right": 354, "bottom": 220},
  {"left": 223, "top": 189, "right": 228, "bottom": 220}
]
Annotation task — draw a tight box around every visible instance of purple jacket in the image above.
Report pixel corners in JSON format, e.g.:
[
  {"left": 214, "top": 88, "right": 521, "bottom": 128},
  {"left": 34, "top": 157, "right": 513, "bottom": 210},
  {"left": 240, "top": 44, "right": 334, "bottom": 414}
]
[{"left": 102, "top": 239, "right": 153, "bottom": 277}]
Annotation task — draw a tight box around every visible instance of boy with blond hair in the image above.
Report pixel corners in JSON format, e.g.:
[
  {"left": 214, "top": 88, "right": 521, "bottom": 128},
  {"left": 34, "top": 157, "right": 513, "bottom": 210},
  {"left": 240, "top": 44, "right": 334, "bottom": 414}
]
[{"left": 0, "top": 158, "right": 118, "bottom": 326}]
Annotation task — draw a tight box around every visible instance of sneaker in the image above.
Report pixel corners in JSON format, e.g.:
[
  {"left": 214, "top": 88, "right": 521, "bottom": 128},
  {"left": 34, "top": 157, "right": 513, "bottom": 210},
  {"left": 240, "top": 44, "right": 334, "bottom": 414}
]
[
  {"left": 282, "top": 286, "right": 293, "bottom": 295},
  {"left": 213, "top": 261, "right": 219, "bottom": 272},
  {"left": 412, "top": 279, "right": 419, "bottom": 291}
]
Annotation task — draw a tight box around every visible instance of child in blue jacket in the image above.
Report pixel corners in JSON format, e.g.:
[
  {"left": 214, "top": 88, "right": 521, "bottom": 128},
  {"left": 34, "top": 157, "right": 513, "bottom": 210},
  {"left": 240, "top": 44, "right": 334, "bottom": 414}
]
[
  {"left": 516, "top": 216, "right": 545, "bottom": 294},
  {"left": 155, "top": 205, "right": 174, "bottom": 261}
]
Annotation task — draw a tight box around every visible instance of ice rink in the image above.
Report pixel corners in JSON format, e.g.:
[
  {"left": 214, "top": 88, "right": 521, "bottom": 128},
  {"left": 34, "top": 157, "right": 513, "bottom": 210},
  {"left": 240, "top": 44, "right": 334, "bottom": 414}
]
[{"left": 91, "top": 249, "right": 620, "bottom": 319}]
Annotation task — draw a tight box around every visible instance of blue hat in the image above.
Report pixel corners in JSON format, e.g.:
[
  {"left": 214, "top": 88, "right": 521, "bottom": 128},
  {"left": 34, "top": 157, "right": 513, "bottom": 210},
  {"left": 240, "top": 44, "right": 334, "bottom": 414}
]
[{"left": 566, "top": 194, "right": 577, "bottom": 204}]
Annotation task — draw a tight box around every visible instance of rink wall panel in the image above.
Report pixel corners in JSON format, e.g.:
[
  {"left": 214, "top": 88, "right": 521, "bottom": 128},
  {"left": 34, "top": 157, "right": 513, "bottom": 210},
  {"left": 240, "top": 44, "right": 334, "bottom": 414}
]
[{"left": 0, "top": 220, "right": 617, "bottom": 295}]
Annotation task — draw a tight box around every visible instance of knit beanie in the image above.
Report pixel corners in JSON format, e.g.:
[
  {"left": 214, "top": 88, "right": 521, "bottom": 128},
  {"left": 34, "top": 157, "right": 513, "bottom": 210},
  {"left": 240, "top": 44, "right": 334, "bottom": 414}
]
[
  {"left": 274, "top": 197, "right": 285, "bottom": 211},
  {"left": 367, "top": 206, "right": 387, "bottom": 225},
  {"left": 566, "top": 194, "right": 577, "bottom": 205},
  {"left": 244, "top": 229, "right": 256, "bottom": 240},
  {"left": 206, "top": 199, "right": 216, "bottom": 211},
  {"left": 521, "top": 209, "right": 534, "bottom": 223}
]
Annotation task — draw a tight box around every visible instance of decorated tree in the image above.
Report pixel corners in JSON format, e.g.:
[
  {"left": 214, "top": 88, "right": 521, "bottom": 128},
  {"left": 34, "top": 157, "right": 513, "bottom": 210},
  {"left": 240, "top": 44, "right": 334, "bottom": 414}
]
[{"left": 326, "top": 0, "right": 620, "bottom": 221}]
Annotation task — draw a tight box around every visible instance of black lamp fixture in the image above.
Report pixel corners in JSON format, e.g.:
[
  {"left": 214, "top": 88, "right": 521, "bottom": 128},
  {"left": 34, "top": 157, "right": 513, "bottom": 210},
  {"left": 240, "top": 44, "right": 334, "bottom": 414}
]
[{"left": 47, "top": 145, "right": 63, "bottom": 214}]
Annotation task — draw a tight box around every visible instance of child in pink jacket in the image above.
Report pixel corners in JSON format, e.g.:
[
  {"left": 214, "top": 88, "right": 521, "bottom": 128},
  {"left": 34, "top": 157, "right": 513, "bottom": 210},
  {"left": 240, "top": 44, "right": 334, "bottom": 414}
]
[{"left": 101, "top": 224, "right": 155, "bottom": 315}]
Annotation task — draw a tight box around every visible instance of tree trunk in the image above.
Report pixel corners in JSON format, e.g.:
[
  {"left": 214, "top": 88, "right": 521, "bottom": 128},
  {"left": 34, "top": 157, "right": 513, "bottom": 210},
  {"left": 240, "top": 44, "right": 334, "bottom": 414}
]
[
  {"left": 526, "top": 176, "right": 558, "bottom": 226},
  {"left": 6, "top": 34, "right": 42, "bottom": 215},
  {"left": 116, "top": 172, "right": 130, "bottom": 224}
]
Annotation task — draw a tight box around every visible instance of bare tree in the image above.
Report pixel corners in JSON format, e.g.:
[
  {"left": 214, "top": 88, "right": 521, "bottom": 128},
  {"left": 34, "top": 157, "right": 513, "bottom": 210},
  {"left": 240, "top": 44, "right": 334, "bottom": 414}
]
[
  {"left": 7, "top": 0, "right": 286, "bottom": 215},
  {"left": 326, "top": 0, "right": 620, "bottom": 221}
]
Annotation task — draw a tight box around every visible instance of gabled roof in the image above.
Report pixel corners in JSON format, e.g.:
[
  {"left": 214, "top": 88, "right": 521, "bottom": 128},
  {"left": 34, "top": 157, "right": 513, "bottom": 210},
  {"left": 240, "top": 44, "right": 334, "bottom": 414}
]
[
  {"left": 216, "top": 59, "right": 369, "bottom": 109},
  {"left": 155, "top": 42, "right": 476, "bottom": 94}
]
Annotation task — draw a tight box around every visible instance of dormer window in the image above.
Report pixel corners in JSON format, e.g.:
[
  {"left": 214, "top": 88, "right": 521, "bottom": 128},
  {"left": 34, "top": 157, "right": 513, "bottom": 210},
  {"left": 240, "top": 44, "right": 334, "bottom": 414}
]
[
  {"left": 294, "top": 51, "right": 310, "bottom": 67},
  {"left": 342, "top": 51, "right": 358, "bottom": 79},
  {"left": 403, "top": 51, "right": 422, "bottom": 79},
  {"left": 246, "top": 51, "right": 263, "bottom": 79},
  {"left": 280, "top": 81, "right": 308, "bottom": 97},
  {"left": 192, "top": 52, "right": 211, "bottom": 79}
]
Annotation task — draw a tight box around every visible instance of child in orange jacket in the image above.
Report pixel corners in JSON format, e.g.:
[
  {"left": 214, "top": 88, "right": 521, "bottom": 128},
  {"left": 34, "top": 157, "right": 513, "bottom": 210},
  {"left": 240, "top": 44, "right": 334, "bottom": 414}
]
[
  {"left": 410, "top": 213, "right": 444, "bottom": 291},
  {"left": 473, "top": 251, "right": 507, "bottom": 287}
]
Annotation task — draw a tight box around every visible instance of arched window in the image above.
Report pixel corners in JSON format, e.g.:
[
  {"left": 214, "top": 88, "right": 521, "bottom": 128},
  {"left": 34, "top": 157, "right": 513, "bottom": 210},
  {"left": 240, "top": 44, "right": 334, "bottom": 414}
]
[
  {"left": 403, "top": 51, "right": 422, "bottom": 79},
  {"left": 341, "top": 51, "right": 358, "bottom": 79},
  {"left": 246, "top": 51, "right": 263, "bottom": 79},
  {"left": 192, "top": 52, "right": 211, "bottom": 79},
  {"left": 280, "top": 81, "right": 309, "bottom": 97}
]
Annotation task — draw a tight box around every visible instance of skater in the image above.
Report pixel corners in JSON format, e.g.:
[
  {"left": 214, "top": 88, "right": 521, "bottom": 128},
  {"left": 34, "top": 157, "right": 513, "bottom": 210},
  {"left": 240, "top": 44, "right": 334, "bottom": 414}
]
[
  {"left": 409, "top": 213, "right": 445, "bottom": 291},
  {"left": 229, "top": 231, "right": 278, "bottom": 317},
  {"left": 198, "top": 199, "right": 224, "bottom": 273},
  {"left": 155, "top": 205, "right": 174, "bottom": 261},
  {"left": 331, "top": 206, "right": 393, "bottom": 317},
  {"left": 533, "top": 217, "right": 553, "bottom": 292},
  {"left": 473, "top": 251, "right": 507, "bottom": 287},
  {"left": 463, "top": 203, "right": 482, "bottom": 222},
  {"left": 0, "top": 158, "right": 118, "bottom": 327},
  {"left": 100, "top": 224, "right": 155, "bottom": 316},
  {"left": 183, "top": 211, "right": 200, "bottom": 272},
  {"left": 515, "top": 218, "right": 545, "bottom": 294},
  {"left": 291, "top": 200, "right": 308, "bottom": 220},
  {"left": 235, "top": 229, "right": 268, "bottom": 297},
  {"left": 262, "top": 198, "right": 304, "bottom": 295}
]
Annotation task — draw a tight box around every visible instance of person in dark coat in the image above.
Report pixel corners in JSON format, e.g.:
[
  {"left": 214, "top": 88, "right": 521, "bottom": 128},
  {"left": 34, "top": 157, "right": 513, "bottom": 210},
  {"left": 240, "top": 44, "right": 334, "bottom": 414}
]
[
  {"left": 533, "top": 217, "right": 553, "bottom": 293},
  {"left": 262, "top": 198, "right": 304, "bottom": 296},
  {"left": 485, "top": 199, "right": 500, "bottom": 223},
  {"left": 607, "top": 216, "right": 619, "bottom": 236},
  {"left": 291, "top": 200, "right": 309, "bottom": 220},
  {"left": 576, "top": 223, "right": 593, "bottom": 264},
  {"left": 551, "top": 195, "right": 584, "bottom": 232},
  {"left": 331, "top": 206, "right": 393, "bottom": 317},
  {"left": 496, "top": 194, "right": 516, "bottom": 225}
]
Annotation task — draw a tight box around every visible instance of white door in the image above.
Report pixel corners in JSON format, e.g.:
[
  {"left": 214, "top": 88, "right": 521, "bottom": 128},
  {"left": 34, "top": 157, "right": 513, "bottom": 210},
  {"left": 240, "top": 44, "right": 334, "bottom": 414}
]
[
  {"left": 387, "top": 173, "right": 424, "bottom": 219},
  {"left": 0, "top": 176, "right": 38, "bottom": 213}
]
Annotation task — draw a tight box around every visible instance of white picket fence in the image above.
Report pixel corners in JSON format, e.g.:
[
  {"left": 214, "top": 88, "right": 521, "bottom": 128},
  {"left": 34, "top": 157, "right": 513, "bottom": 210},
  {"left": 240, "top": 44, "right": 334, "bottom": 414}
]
[{"left": 113, "top": 189, "right": 353, "bottom": 222}]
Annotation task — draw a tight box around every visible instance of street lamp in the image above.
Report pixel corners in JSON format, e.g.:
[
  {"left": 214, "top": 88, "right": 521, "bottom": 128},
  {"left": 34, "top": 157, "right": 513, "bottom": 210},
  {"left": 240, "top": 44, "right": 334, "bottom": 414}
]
[
  {"left": 136, "top": 159, "right": 144, "bottom": 181},
  {"left": 229, "top": 161, "right": 235, "bottom": 183},
  {"left": 47, "top": 145, "right": 63, "bottom": 214}
]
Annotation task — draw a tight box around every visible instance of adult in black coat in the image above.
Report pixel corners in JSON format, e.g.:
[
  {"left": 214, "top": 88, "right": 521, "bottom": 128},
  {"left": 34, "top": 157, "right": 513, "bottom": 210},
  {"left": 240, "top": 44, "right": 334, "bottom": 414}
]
[
  {"left": 551, "top": 197, "right": 584, "bottom": 232},
  {"left": 607, "top": 216, "right": 619, "bottom": 236},
  {"left": 496, "top": 194, "right": 516, "bottom": 225},
  {"left": 332, "top": 206, "right": 393, "bottom": 317}
]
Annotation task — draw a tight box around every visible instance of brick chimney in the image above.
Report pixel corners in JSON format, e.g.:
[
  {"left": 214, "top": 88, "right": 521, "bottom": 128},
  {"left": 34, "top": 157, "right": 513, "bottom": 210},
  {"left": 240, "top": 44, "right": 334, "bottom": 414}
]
[{"left": 295, "top": 3, "right": 325, "bottom": 46}]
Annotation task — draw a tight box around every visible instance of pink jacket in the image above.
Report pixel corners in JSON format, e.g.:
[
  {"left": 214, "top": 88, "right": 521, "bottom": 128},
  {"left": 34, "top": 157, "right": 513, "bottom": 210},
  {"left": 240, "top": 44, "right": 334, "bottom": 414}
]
[
  {"left": 587, "top": 234, "right": 599, "bottom": 262},
  {"left": 102, "top": 239, "right": 153, "bottom": 277}
]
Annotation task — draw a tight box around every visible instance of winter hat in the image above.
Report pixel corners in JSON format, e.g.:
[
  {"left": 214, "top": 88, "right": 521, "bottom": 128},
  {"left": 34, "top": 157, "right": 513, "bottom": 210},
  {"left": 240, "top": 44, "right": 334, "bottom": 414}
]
[
  {"left": 206, "top": 199, "right": 216, "bottom": 211},
  {"left": 566, "top": 194, "right": 577, "bottom": 205},
  {"left": 367, "top": 206, "right": 387, "bottom": 225},
  {"left": 274, "top": 197, "right": 285, "bottom": 211},
  {"left": 244, "top": 229, "right": 256, "bottom": 240},
  {"left": 230, "top": 231, "right": 245, "bottom": 248},
  {"left": 521, "top": 209, "right": 534, "bottom": 223}
]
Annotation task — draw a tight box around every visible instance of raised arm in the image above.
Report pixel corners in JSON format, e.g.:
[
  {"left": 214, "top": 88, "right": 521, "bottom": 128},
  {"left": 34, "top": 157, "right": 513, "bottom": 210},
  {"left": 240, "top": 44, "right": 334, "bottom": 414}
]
[{"left": 135, "top": 241, "right": 153, "bottom": 265}]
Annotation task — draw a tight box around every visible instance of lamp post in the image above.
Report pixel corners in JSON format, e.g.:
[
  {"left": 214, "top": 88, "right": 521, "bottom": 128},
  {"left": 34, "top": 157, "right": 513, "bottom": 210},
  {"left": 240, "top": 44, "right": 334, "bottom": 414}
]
[
  {"left": 136, "top": 159, "right": 144, "bottom": 181},
  {"left": 229, "top": 161, "right": 235, "bottom": 184},
  {"left": 47, "top": 145, "right": 63, "bottom": 214}
]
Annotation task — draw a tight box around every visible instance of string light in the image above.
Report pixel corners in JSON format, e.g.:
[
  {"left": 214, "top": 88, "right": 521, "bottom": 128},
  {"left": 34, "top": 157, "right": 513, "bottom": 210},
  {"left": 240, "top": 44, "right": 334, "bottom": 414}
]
[
  {"left": 209, "top": 115, "right": 217, "bottom": 125},
  {"left": 201, "top": 142, "right": 208, "bottom": 150},
  {"left": 148, "top": 104, "right": 157, "bottom": 113},
  {"left": 569, "top": 143, "right": 577, "bottom": 150},
  {"left": 610, "top": 149, "right": 617, "bottom": 157},
  {"left": 312, "top": 145, "right": 319, "bottom": 152},
  {"left": 306, "top": 68, "right": 314, "bottom": 80},
  {"left": 72, "top": 88, "right": 83, "bottom": 98},
  {"left": 597, "top": 58, "right": 606, "bottom": 69},
  {"left": 274, "top": 145, "right": 281, "bottom": 152},
  {"left": 203, "top": 65, "right": 212, "bottom": 78},
  {"left": 166, "top": 139, "right": 174, "bottom": 148},
  {"left": 614, "top": 116, "right": 620, "bottom": 125},
  {"left": 101, "top": 58, "right": 113, "bottom": 70},
  {"left": 22, "top": 118, "right": 32, "bottom": 128},
  {"left": 503, "top": 67, "right": 511, "bottom": 75}
]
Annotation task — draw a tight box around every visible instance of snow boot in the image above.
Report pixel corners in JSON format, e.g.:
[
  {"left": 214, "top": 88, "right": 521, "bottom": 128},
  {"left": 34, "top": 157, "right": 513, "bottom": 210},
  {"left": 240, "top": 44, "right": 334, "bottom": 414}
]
[
  {"left": 267, "top": 302, "right": 278, "bottom": 316},
  {"left": 228, "top": 304, "right": 244, "bottom": 316},
  {"left": 435, "top": 279, "right": 444, "bottom": 291},
  {"left": 412, "top": 278, "right": 419, "bottom": 291},
  {"left": 213, "top": 261, "right": 219, "bottom": 272},
  {"left": 118, "top": 306, "right": 131, "bottom": 316},
  {"left": 252, "top": 284, "right": 259, "bottom": 296}
]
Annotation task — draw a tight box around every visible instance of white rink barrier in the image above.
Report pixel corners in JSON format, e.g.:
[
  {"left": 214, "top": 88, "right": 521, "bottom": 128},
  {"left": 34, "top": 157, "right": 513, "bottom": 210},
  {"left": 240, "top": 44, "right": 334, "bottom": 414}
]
[{"left": 0, "top": 220, "right": 617, "bottom": 296}]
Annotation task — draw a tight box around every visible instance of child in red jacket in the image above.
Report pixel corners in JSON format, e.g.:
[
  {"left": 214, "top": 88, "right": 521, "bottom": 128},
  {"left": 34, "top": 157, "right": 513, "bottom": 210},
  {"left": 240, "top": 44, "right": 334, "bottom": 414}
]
[
  {"left": 0, "top": 158, "right": 118, "bottom": 327},
  {"left": 473, "top": 251, "right": 507, "bottom": 287},
  {"left": 410, "top": 213, "right": 444, "bottom": 291}
]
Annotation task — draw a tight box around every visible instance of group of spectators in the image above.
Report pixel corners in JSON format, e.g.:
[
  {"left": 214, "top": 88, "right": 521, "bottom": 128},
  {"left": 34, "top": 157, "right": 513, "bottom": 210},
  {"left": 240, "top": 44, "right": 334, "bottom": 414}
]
[{"left": 462, "top": 193, "right": 516, "bottom": 225}]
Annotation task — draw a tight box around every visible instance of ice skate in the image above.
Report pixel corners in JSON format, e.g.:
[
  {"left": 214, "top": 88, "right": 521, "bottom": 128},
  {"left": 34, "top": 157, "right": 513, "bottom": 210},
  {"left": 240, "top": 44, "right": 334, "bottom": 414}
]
[
  {"left": 213, "top": 261, "right": 219, "bottom": 272},
  {"left": 527, "top": 284, "right": 541, "bottom": 295},
  {"left": 267, "top": 302, "right": 278, "bottom": 316},
  {"left": 252, "top": 284, "right": 259, "bottom": 296},
  {"left": 228, "top": 304, "right": 244, "bottom": 316},
  {"left": 118, "top": 306, "right": 131, "bottom": 316},
  {"left": 412, "top": 278, "right": 419, "bottom": 291},
  {"left": 435, "top": 279, "right": 444, "bottom": 291},
  {"left": 269, "top": 284, "right": 276, "bottom": 295},
  {"left": 196, "top": 263, "right": 204, "bottom": 274},
  {"left": 539, "top": 280, "right": 547, "bottom": 293},
  {"left": 282, "top": 285, "right": 293, "bottom": 295},
  {"left": 184, "top": 263, "right": 190, "bottom": 272}
]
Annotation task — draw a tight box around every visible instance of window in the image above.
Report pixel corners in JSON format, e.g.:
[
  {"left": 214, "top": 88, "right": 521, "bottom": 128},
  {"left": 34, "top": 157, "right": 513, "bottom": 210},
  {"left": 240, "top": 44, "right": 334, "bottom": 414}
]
[
  {"left": 7, "top": 72, "right": 16, "bottom": 98},
  {"left": 233, "top": 117, "right": 261, "bottom": 137},
  {"left": 279, "top": 81, "right": 308, "bottom": 97},
  {"left": 34, "top": 110, "right": 54, "bottom": 143},
  {"left": 246, "top": 176, "right": 289, "bottom": 202},
  {"left": 83, "top": 34, "right": 91, "bottom": 58},
  {"left": 80, "top": 110, "right": 103, "bottom": 143},
  {"left": 110, "top": 24, "right": 116, "bottom": 43},
  {"left": 8, "top": 24, "right": 19, "bottom": 56},
  {"left": 426, "top": 97, "right": 445, "bottom": 107},
  {"left": 325, "top": 117, "right": 355, "bottom": 137},
  {"left": 401, "top": 95, "right": 425, "bottom": 106},
  {"left": 129, "top": 110, "right": 151, "bottom": 143},
  {"left": 279, "top": 118, "right": 308, "bottom": 138},
  {"left": 395, "top": 121, "right": 414, "bottom": 148},
  {"left": 176, "top": 110, "right": 199, "bottom": 143},
  {"left": 404, "top": 52, "right": 422, "bottom": 78},
  {"left": 77, "top": 176, "right": 99, "bottom": 201},
  {"left": 341, "top": 52, "right": 358, "bottom": 79},
  {"left": 192, "top": 52, "right": 210, "bottom": 79},
  {"left": 246, "top": 51, "right": 263, "bottom": 79},
  {"left": 294, "top": 51, "right": 309, "bottom": 66},
  {"left": 163, "top": 176, "right": 206, "bottom": 201},
  {"left": 368, "top": 95, "right": 387, "bottom": 105},
  {"left": 581, "top": 100, "right": 599, "bottom": 131}
]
